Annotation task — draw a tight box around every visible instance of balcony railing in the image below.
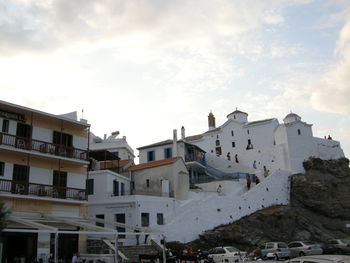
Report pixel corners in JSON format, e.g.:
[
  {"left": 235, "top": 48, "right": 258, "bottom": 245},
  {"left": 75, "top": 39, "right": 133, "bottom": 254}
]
[
  {"left": 0, "top": 132, "right": 87, "bottom": 161},
  {"left": 0, "top": 178, "right": 87, "bottom": 201}
]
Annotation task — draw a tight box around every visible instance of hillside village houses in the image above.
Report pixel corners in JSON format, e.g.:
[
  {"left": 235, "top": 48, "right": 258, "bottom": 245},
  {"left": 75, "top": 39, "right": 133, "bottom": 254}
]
[{"left": 0, "top": 100, "right": 345, "bottom": 263}]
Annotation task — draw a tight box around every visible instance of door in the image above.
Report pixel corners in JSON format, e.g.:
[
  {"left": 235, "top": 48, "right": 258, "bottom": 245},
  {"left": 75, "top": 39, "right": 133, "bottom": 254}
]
[
  {"left": 16, "top": 123, "right": 32, "bottom": 149},
  {"left": 115, "top": 213, "right": 126, "bottom": 239},
  {"left": 53, "top": 171, "right": 67, "bottom": 198},
  {"left": 12, "top": 164, "right": 29, "bottom": 194}
]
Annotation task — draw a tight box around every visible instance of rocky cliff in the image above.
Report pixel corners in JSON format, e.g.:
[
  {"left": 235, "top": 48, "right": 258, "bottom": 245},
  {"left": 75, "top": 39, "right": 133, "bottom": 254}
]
[{"left": 173, "top": 158, "right": 350, "bottom": 251}]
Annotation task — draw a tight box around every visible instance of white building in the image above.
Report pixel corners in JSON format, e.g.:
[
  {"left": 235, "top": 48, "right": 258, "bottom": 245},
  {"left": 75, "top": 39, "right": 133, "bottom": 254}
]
[
  {"left": 189, "top": 110, "right": 344, "bottom": 175},
  {"left": 87, "top": 109, "right": 345, "bottom": 245},
  {"left": 0, "top": 100, "right": 90, "bottom": 263},
  {"left": 138, "top": 110, "right": 344, "bottom": 176},
  {"left": 87, "top": 156, "right": 186, "bottom": 246},
  {"left": 90, "top": 131, "right": 135, "bottom": 161}
]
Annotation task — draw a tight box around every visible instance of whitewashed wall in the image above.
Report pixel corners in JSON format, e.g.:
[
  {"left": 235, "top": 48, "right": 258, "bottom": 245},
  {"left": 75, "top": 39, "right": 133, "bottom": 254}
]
[
  {"left": 159, "top": 170, "right": 291, "bottom": 242},
  {"left": 138, "top": 142, "right": 185, "bottom": 163},
  {"left": 88, "top": 170, "right": 131, "bottom": 202}
]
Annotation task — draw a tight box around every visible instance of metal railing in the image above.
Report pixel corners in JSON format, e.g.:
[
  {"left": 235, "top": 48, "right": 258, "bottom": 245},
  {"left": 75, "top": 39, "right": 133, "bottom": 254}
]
[
  {"left": 0, "top": 178, "right": 87, "bottom": 201},
  {"left": 0, "top": 132, "right": 87, "bottom": 160}
]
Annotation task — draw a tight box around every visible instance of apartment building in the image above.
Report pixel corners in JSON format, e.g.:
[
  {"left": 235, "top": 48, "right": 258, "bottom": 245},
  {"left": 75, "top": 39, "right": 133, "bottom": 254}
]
[{"left": 0, "top": 101, "right": 90, "bottom": 263}]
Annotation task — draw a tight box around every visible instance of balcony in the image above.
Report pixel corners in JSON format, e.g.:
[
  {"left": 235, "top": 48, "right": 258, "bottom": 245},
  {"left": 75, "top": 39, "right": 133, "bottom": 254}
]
[
  {"left": 0, "top": 132, "right": 87, "bottom": 161},
  {"left": 0, "top": 178, "right": 87, "bottom": 201}
]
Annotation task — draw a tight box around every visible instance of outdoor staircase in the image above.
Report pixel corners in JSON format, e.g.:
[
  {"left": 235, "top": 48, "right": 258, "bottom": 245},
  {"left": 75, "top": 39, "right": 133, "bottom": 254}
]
[{"left": 118, "top": 244, "right": 162, "bottom": 263}]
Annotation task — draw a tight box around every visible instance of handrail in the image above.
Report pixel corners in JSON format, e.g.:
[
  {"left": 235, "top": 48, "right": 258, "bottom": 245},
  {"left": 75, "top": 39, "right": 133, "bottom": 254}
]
[
  {"left": 0, "top": 178, "right": 86, "bottom": 201},
  {"left": 0, "top": 132, "right": 87, "bottom": 161}
]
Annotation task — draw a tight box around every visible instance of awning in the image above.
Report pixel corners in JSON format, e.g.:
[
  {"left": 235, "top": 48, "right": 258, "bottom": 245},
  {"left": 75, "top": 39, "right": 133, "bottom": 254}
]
[{"left": 4, "top": 214, "right": 163, "bottom": 236}]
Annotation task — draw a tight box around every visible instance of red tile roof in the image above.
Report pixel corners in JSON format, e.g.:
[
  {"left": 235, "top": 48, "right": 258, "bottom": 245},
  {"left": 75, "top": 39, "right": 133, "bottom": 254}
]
[
  {"left": 100, "top": 159, "right": 132, "bottom": 169},
  {"left": 128, "top": 157, "right": 180, "bottom": 171}
]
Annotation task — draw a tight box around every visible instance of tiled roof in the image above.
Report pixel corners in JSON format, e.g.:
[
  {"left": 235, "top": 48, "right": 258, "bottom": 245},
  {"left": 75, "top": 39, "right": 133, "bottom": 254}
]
[
  {"left": 137, "top": 140, "right": 174, "bottom": 150},
  {"left": 128, "top": 157, "right": 180, "bottom": 171},
  {"left": 245, "top": 118, "right": 275, "bottom": 126},
  {"left": 185, "top": 135, "right": 203, "bottom": 141},
  {"left": 100, "top": 159, "right": 132, "bottom": 169},
  {"left": 204, "top": 127, "right": 221, "bottom": 134}
]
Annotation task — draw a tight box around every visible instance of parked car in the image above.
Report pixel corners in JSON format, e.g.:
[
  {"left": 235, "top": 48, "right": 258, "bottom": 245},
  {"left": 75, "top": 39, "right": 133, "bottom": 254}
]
[
  {"left": 208, "top": 246, "right": 247, "bottom": 263},
  {"left": 329, "top": 239, "right": 350, "bottom": 254},
  {"left": 286, "top": 254, "right": 350, "bottom": 263},
  {"left": 260, "top": 242, "right": 291, "bottom": 260},
  {"left": 288, "top": 241, "right": 323, "bottom": 257},
  {"left": 320, "top": 241, "right": 338, "bottom": 254}
]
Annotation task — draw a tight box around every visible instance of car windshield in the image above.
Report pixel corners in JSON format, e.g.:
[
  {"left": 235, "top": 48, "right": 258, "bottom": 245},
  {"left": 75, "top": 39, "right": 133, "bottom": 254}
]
[
  {"left": 341, "top": 239, "right": 350, "bottom": 244},
  {"left": 226, "top": 247, "right": 239, "bottom": 252},
  {"left": 278, "top": 243, "right": 288, "bottom": 248}
]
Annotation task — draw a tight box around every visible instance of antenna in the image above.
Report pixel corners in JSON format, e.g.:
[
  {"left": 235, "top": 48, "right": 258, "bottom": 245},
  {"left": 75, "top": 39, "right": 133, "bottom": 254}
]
[{"left": 82, "top": 109, "right": 84, "bottom": 119}]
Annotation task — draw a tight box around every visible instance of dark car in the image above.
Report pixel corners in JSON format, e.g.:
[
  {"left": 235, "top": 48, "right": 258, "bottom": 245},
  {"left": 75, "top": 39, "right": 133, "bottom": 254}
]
[{"left": 320, "top": 242, "right": 337, "bottom": 254}]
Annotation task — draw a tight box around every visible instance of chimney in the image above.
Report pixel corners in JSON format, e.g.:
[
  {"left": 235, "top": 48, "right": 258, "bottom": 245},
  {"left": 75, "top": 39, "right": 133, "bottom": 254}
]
[
  {"left": 181, "top": 126, "right": 185, "bottom": 140},
  {"left": 173, "top": 129, "right": 178, "bottom": 157},
  {"left": 208, "top": 112, "right": 216, "bottom": 130}
]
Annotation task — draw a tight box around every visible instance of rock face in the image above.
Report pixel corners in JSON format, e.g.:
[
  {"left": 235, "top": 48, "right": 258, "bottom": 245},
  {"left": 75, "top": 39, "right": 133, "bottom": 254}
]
[{"left": 186, "top": 158, "right": 350, "bottom": 251}]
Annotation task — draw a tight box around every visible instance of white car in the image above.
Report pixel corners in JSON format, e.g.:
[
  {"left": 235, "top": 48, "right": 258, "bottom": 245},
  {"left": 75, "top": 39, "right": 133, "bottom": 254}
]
[
  {"left": 208, "top": 246, "right": 247, "bottom": 263},
  {"left": 288, "top": 241, "right": 323, "bottom": 257}
]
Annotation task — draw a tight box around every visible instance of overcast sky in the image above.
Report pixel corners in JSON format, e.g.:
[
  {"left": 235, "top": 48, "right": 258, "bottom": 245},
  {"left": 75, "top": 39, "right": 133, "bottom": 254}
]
[{"left": 1, "top": 0, "right": 349, "bottom": 159}]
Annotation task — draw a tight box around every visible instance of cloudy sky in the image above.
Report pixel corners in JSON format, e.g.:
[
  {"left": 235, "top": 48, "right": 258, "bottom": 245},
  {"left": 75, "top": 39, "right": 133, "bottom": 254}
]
[{"left": 1, "top": 0, "right": 349, "bottom": 158}]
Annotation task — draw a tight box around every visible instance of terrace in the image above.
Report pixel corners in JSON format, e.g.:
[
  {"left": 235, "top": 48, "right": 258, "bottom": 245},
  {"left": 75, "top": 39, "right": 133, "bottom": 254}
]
[
  {"left": 0, "top": 178, "right": 86, "bottom": 201},
  {"left": 0, "top": 132, "right": 87, "bottom": 161}
]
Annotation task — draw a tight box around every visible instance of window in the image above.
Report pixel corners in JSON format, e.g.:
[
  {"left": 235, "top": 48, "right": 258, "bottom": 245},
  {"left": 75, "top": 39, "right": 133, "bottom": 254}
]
[
  {"left": 121, "top": 182, "right": 125, "bottom": 196},
  {"left": 96, "top": 214, "right": 104, "bottom": 227},
  {"left": 215, "top": 140, "right": 220, "bottom": 146},
  {"left": 248, "top": 139, "right": 251, "bottom": 145},
  {"left": 147, "top": 151, "right": 155, "bottom": 162},
  {"left": 157, "top": 213, "right": 164, "bottom": 225},
  {"left": 164, "top": 147, "right": 172, "bottom": 159},
  {"left": 232, "top": 142, "right": 235, "bottom": 148},
  {"left": 298, "top": 129, "right": 301, "bottom": 135},
  {"left": 0, "top": 162, "right": 4, "bottom": 176},
  {"left": 16, "top": 123, "right": 32, "bottom": 138},
  {"left": 247, "top": 129, "right": 250, "bottom": 134},
  {"left": 231, "top": 130, "right": 234, "bottom": 136},
  {"left": 266, "top": 243, "right": 274, "bottom": 249},
  {"left": 53, "top": 171, "right": 67, "bottom": 198},
  {"left": 215, "top": 147, "right": 222, "bottom": 155},
  {"left": 115, "top": 213, "right": 126, "bottom": 238},
  {"left": 113, "top": 180, "right": 119, "bottom": 196},
  {"left": 53, "top": 131, "right": 73, "bottom": 146},
  {"left": 12, "top": 164, "right": 29, "bottom": 194},
  {"left": 216, "top": 135, "right": 219, "bottom": 139},
  {"left": 111, "top": 151, "right": 119, "bottom": 158},
  {"left": 2, "top": 119, "right": 9, "bottom": 133},
  {"left": 86, "top": 179, "right": 94, "bottom": 195},
  {"left": 146, "top": 179, "right": 150, "bottom": 188},
  {"left": 131, "top": 181, "right": 135, "bottom": 190},
  {"left": 141, "top": 213, "right": 149, "bottom": 227}
]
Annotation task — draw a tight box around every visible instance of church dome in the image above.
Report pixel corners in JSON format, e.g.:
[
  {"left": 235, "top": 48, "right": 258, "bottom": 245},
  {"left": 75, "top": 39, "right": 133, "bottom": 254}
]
[
  {"left": 227, "top": 108, "right": 248, "bottom": 122},
  {"left": 283, "top": 112, "right": 301, "bottom": 124}
]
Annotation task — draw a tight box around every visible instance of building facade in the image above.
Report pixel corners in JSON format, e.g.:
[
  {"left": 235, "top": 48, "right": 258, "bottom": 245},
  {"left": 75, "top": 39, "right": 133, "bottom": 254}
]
[{"left": 0, "top": 101, "right": 90, "bottom": 263}]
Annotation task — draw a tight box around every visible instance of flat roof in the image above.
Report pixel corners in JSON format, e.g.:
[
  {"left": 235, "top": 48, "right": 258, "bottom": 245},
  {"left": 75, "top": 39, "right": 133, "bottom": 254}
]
[{"left": 0, "top": 100, "right": 90, "bottom": 127}]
